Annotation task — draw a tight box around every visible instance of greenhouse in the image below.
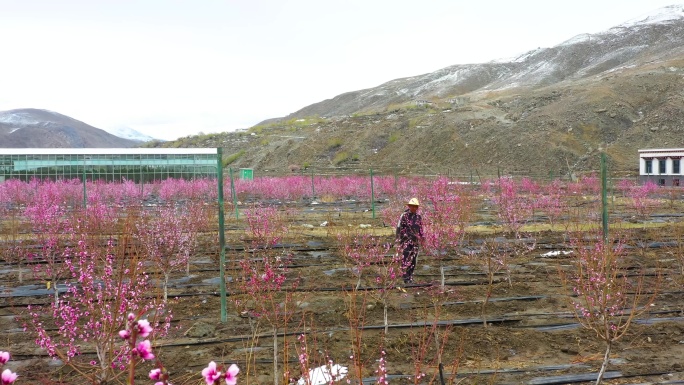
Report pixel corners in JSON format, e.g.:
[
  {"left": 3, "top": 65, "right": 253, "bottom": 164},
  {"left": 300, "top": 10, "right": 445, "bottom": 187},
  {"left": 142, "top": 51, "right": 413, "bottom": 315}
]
[{"left": 0, "top": 148, "right": 219, "bottom": 182}]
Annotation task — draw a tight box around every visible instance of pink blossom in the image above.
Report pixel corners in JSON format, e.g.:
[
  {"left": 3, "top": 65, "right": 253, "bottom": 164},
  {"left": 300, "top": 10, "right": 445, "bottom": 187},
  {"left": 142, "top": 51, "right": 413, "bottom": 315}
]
[
  {"left": 0, "top": 351, "right": 8, "bottom": 365},
  {"left": 137, "top": 318, "right": 153, "bottom": 338},
  {"left": 224, "top": 364, "right": 239, "bottom": 385},
  {"left": 135, "top": 340, "right": 155, "bottom": 361},
  {"left": 149, "top": 368, "right": 162, "bottom": 380},
  {"left": 202, "top": 361, "right": 222, "bottom": 384},
  {"left": 1, "top": 369, "right": 17, "bottom": 384},
  {"left": 118, "top": 329, "right": 131, "bottom": 339},
  {"left": 374, "top": 350, "right": 388, "bottom": 385}
]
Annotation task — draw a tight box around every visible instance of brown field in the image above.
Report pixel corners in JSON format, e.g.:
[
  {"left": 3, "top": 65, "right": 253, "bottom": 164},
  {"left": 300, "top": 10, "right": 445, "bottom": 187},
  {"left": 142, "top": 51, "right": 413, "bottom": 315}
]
[{"left": 1, "top": 197, "right": 684, "bottom": 385}]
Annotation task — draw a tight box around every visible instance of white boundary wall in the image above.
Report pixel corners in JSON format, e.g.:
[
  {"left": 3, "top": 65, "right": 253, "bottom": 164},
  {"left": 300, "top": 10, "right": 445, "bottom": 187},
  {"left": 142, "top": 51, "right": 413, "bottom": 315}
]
[{"left": 0, "top": 148, "right": 217, "bottom": 155}]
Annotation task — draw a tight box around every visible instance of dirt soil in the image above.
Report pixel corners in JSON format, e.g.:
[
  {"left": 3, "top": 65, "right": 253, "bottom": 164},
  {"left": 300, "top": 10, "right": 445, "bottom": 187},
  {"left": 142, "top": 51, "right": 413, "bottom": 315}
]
[{"left": 2, "top": 200, "right": 684, "bottom": 385}]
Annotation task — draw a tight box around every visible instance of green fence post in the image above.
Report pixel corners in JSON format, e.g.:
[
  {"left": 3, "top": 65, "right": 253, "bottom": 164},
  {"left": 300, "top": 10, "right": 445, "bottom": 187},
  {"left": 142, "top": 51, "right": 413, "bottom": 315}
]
[
  {"left": 394, "top": 169, "right": 398, "bottom": 192},
  {"left": 230, "top": 168, "right": 239, "bottom": 219},
  {"left": 311, "top": 169, "right": 315, "bottom": 199},
  {"left": 140, "top": 159, "right": 144, "bottom": 200},
  {"left": 82, "top": 161, "right": 87, "bottom": 209},
  {"left": 601, "top": 152, "right": 608, "bottom": 243},
  {"left": 217, "top": 148, "right": 227, "bottom": 322},
  {"left": 370, "top": 168, "right": 375, "bottom": 219}
]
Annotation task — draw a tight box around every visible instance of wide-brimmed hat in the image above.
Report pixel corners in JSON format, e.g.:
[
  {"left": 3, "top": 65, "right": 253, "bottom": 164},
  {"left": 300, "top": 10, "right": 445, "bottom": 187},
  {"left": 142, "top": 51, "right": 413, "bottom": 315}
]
[{"left": 407, "top": 198, "right": 420, "bottom": 206}]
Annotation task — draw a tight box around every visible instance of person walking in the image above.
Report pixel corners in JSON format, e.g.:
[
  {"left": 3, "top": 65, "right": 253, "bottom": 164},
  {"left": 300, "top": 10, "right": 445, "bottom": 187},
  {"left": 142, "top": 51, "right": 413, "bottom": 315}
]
[{"left": 396, "top": 198, "right": 424, "bottom": 284}]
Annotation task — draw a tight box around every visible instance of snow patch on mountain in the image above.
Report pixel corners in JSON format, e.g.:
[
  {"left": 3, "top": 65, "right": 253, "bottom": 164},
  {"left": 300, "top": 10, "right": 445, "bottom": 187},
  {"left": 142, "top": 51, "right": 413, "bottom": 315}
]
[
  {"left": 103, "top": 126, "right": 159, "bottom": 142},
  {"left": 491, "top": 47, "right": 542, "bottom": 64},
  {"left": 0, "top": 109, "right": 71, "bottom": 128},
  {"left": 618, "top": 4, "right": 684, "bottom": 28},
  {"left": 0, "top": 111, "right": 42, "bottom": 126},
  {"left": 559, "top": 33, "right": 595, "bottom": 46}
]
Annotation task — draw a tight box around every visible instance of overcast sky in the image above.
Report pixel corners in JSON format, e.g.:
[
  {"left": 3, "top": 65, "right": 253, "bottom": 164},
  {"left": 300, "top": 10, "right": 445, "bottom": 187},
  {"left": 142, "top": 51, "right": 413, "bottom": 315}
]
[{"left": 0, "top": 1, "right": 679, "bottom": 140}]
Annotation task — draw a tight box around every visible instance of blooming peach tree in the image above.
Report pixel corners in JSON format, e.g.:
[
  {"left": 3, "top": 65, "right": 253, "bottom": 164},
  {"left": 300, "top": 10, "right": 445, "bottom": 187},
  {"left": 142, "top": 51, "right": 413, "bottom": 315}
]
[
  {"left": 27, "top": 235, "right": 171, "bottom": 384},
  {"left": 564, "top": 235, "right": 657, "bottom": 385}
]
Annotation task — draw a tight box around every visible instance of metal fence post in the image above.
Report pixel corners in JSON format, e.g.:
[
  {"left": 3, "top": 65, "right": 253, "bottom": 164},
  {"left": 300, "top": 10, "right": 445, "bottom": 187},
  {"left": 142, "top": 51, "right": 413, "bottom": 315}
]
[
  {"left": 601, "top": 152, "right": 608, "bottom": 243},
  {"left": 394, "top": 169, "right": 398, "bottom": 193},
  {"left": 370, "top": 168, "right": 375, "bottom": 219},
  {"left": 311, "top": 169, "right": 315, "bottom": 199},
  {"left": 230, "top": 168, "right": 239, "bottom": 219},
  {"left": 82, "top": 160, "right": 87, "bottom": 209},
  {"left": 217, "top": 148, "right": 227, "bottom": 322}
]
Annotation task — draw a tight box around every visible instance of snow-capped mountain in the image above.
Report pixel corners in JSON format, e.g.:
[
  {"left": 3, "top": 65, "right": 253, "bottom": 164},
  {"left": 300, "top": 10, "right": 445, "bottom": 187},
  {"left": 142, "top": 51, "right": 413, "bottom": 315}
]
[
  {"left": 0, "top": 109, "right": 138, "bottom": 148},
  {"left": 103, "top": 126, "right": 160, "bottom": 143},
  {"left": 617, "top": 4, "right": 684, "bottom": 28},
  {"left": 279, "top": 4, "right": 684, "bottom": 120}
]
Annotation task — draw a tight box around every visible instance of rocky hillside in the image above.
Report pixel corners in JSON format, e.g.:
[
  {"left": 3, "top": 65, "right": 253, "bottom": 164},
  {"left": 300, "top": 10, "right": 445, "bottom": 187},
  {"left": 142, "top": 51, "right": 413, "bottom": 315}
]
[
  {"left": 277, "top": 5, "right": 684, "bottom": 121},
  {"left": 0, "top": 109, "right": 138, "bottom": 148},
  {"left": 144, "top": 5, "right": 684, "bottom": 179}
]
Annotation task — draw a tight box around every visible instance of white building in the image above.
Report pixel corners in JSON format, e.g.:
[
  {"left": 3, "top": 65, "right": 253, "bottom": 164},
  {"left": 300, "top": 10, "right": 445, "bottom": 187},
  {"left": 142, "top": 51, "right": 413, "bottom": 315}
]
[{"left": 638, "top": 148, "right": 684, "bottom": 186}]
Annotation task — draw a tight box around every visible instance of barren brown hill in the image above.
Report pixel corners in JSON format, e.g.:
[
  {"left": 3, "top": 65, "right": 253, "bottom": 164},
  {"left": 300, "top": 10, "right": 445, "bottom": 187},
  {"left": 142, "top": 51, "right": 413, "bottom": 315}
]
[{"left": 143, "top": 63, "right": 684, "bottom": 178}]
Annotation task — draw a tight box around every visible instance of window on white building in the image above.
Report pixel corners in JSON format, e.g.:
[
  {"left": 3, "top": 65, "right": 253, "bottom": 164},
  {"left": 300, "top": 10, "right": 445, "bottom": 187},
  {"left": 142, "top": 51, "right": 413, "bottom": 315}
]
[
  {"left": 659, "top": 159, "right": 667, "bottom": 174},
  {"left": 674, "top": 159, "right": 681, "bottom": 174},
  {"left": 645, "top": 159, "right": 652, "bottom": 173}
]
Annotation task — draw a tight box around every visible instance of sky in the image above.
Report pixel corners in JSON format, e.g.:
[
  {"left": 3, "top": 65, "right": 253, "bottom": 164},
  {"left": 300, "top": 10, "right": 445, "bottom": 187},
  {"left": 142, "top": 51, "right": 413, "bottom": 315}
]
[{"left": 0, "top": 0, "right": 680, "bottom": 141}]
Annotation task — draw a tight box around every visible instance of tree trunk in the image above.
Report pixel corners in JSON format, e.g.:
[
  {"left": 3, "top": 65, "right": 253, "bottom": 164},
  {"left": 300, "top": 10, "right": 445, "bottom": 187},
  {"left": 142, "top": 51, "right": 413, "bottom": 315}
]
[
  {"left": 481, "top": 295, "right": 489, "bottom": 327},
  {"left": 273, "top": 327, "right": 279, "bottom": 385},
  {"left": 438, "top": 363, "right": 446, "bottom": 385},
  {"left": 53, "top": 281, "right": 59, "bottom": 306},
  {"left": 383, "top": 302, "right": 388, "bottom": 334},
  {"left": 440, "top": 264, "right": 445, "bottom": 290},
  {"left": 163, "top": 273, "right": 169, "bottom": 302},
  {"left": 434, "top": 324, "right": 443, "bottom": 382},
  {"left": 482, "top": 260, "right": 493, "bottom": 327},
  {"left": 595, "top": 340, "right": 612, "bottom": 385}
]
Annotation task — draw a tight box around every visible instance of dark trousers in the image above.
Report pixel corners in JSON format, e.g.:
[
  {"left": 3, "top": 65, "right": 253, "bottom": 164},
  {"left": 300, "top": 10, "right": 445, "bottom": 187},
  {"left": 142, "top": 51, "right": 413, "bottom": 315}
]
[{"left": 401, "top": 242, "right": 418, "bottom": 282}]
